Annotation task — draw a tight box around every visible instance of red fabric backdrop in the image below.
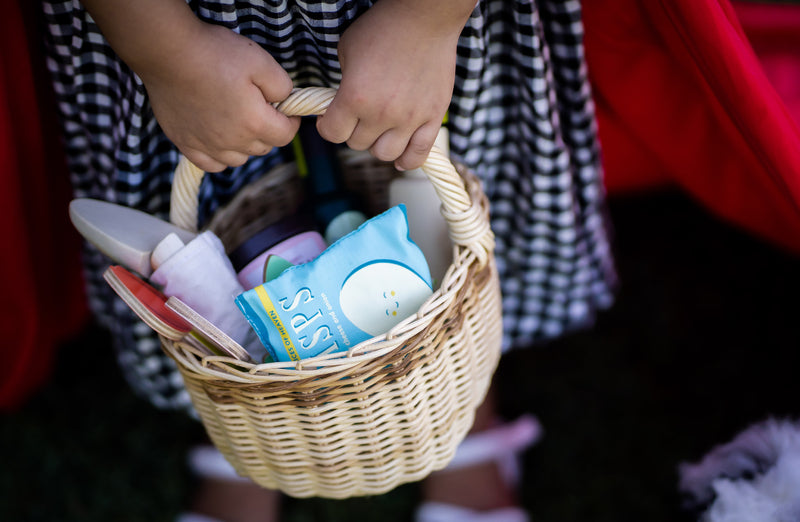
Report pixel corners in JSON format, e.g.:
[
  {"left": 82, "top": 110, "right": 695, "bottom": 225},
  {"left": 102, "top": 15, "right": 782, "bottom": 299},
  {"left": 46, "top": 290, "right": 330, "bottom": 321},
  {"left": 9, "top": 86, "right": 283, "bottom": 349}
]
[
  {"left": 733, "top": 1, "right": 800, "bottom": 129},
  {"left": 0, "top": 0, "right": 88, "bottom": 410},
  {"left": 585, "top": 0, "right": 800, "bottom": 254}
]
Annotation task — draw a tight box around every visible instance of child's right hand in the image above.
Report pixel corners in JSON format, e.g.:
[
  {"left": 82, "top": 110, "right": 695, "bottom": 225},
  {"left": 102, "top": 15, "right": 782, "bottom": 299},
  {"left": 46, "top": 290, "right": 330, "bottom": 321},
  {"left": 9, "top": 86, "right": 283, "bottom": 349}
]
[
  {"left": 138, "top": 23, "right": 300, "bottom": 172},
  {"left": 83, "top": 0, "right": 300, "bottom": 173}
]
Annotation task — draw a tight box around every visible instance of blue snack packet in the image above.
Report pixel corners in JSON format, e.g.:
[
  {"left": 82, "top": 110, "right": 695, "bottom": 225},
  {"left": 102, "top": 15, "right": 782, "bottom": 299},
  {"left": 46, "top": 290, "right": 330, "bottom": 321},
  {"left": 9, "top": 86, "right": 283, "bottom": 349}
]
[{"left": 235, "top": 205, "right": 434, "bottom": 362}]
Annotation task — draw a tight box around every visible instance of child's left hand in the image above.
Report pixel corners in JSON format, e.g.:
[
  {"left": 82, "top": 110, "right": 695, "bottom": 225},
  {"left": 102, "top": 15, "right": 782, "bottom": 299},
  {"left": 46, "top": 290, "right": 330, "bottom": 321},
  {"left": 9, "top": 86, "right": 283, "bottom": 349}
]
[{"left": 316, "top": 0, "right": 475, "bottom": 171}]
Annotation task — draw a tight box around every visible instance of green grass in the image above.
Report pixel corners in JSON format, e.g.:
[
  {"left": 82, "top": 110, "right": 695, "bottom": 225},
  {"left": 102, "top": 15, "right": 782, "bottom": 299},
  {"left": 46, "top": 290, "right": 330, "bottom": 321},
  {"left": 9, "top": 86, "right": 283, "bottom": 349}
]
[{"left": 3, "top": 189, "right": 799, "bottom": 521}]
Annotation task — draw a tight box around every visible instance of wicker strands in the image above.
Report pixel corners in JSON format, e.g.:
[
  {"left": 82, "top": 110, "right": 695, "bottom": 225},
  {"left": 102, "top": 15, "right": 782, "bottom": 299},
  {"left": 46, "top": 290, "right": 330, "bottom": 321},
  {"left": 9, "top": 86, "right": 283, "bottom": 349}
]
[{"left": 159, "top": 87, "right": 502, "bottom": 498}]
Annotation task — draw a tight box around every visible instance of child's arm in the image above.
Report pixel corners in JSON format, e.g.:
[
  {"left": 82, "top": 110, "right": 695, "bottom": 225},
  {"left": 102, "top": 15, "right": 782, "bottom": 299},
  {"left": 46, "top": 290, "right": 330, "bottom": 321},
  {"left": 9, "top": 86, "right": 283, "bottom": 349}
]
[
  {"left": 81, "top": 0, "right": 300, "bottom": 172},
  {"left": 317, "top": 0, "right": 476, "bottom": 170}
]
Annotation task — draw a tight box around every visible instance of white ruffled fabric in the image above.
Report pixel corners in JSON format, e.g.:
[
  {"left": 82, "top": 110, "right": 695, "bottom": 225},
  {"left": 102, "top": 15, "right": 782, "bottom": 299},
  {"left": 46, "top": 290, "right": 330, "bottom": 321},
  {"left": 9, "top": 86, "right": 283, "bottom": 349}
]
[{"left": 679, "top": 418, "right": 800, "bottom": 522}]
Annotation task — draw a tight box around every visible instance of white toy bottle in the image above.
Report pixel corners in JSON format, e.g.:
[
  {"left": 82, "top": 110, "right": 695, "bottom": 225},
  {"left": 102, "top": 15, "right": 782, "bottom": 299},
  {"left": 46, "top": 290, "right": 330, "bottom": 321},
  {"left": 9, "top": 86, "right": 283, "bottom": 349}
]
[{"left": 387, "top": 127, "right": 453, "bottom": 287}]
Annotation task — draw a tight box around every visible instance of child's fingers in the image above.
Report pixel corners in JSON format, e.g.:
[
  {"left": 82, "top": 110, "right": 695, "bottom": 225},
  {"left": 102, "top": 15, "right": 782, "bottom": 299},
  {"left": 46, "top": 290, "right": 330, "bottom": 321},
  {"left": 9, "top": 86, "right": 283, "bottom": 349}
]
[
  {"left": 245, "top": 140, "right": 273, "bottom": 157},
  {"left": 248, "top": 50, "right": 301, "bottom": 146},
  {"left": 394, "top": 121, "right": 440, "bottom": 171},
  {"left": 182, "top": 147, "right": 228, "bottom": 173},
  {"left": 182, "top": 146, "right": 249, "bottom": 172},
  {"left": 245, "top": 83, "right": 301, "bottom": 147},
  {"left": 316, "top": 98, "right": 359, "bottom": 144},
  {"left": 249, "top": 47, "right": 294, "bottom": 103},
  {"left": 344, "top": 119, "right": 390, "bottom": 151},
  {"left": 369, "top": 128, "right": 410, "bottom": 162},
  {"left": 214, "top": 150, "right": 250, "bottom": 168},
  {"left": 255, "top": 105, "right": 301, "bottom": 147}
]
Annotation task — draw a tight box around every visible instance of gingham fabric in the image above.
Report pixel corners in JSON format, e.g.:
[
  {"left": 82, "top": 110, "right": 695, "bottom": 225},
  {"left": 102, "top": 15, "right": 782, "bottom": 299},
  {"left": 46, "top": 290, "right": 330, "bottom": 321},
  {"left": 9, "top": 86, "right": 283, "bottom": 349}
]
[{"left": 42, "top": 0, "right": 617, "bottom": 411}]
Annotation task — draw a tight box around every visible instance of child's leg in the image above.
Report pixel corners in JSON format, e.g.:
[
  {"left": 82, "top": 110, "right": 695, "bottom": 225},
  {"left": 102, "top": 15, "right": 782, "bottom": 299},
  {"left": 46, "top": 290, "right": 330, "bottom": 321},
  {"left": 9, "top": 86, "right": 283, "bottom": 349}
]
[
  {"left": 182, "top": 446, "right": 281, "bottom": 522},
  {"left": 422, "top": 388, "right": 517, "bottom": 510},
  {"left": 187, "top": 480, "right": 280, "bottom": 522},
  {"left": 420, "top": 385, "right": 540, "bottom": 518}
]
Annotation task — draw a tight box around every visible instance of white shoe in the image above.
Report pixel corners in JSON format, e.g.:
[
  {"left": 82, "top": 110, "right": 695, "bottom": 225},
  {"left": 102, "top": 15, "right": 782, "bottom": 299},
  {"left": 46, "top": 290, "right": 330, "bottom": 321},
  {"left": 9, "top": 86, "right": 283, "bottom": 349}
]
[
  {"left": 175, "top": 514, "right": 226, "bottom": 522},
  {"left": 186, "top": 445, "right": 250, "bottom": 483},
  {"left": 175, "top": 445, "right": 252, "bottom": 522},
  {"left": 416, "top": 502, "right": 531, "bottom": 522}
]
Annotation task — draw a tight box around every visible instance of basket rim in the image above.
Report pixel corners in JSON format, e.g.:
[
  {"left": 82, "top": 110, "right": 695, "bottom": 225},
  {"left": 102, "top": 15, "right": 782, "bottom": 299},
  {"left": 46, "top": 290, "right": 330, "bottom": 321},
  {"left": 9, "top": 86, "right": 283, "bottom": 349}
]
[{"left": 161, "top": 163, "right": 496, "bottom": 380}]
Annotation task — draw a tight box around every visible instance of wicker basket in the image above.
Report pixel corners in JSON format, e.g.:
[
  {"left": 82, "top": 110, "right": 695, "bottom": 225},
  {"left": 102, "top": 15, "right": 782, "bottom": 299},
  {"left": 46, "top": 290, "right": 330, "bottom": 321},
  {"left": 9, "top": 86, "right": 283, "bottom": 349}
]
[{"left": 158, "top": 87, "right": 502, "bottom": 498}]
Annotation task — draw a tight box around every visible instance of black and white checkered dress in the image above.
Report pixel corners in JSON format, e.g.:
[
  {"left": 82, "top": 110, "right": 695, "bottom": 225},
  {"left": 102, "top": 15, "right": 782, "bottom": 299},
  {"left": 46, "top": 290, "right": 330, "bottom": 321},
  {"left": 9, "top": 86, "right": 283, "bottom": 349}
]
[{"left": 43, "top": 0, "right": 617, "bottom": 411}]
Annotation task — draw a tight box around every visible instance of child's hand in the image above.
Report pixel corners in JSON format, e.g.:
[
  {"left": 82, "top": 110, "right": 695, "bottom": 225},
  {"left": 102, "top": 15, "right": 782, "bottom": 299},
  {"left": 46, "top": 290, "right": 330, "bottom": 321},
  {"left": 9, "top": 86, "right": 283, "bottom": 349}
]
[
  {"left": 139, "top": 23, "right": 300, "bottom": 172},
  {"left": 83, "top": 0, "right": 299, "bottom": 173},
  {"left": 316, "top": 0, "right": 474, "bottom": 170}
]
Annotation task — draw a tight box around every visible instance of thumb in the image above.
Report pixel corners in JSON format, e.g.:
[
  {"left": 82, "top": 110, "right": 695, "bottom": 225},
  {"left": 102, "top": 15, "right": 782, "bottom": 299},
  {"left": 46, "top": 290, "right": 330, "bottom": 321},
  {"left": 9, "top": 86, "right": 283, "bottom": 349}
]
[
  {"left": 249, "top": 51, "right": 299, "bottom": 146},
  {"left": 250, "top": 48, "right": 294, "bottom": 104}
]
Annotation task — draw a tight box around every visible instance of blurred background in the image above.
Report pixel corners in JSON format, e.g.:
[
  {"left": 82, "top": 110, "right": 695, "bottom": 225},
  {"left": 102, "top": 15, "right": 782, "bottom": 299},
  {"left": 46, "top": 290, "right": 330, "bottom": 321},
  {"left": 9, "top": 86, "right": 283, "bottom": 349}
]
[{"left": 2, "top": 1, "right": 800, "bottom": 521}]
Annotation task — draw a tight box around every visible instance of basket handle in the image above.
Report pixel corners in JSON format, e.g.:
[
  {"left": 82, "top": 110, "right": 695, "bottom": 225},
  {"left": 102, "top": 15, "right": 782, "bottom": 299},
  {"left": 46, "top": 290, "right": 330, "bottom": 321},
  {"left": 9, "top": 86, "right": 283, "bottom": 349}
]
[{"left": 170, "top": 87, "right": 493, "bottom": 266}]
